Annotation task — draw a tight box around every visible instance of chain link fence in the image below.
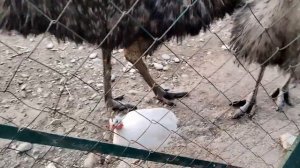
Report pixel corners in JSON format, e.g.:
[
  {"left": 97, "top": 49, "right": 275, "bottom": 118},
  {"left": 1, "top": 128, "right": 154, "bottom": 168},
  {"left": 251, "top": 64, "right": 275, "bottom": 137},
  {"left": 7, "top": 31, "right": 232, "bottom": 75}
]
[{"left": 0, "top": 0, "right": 299, "bottom": 167}]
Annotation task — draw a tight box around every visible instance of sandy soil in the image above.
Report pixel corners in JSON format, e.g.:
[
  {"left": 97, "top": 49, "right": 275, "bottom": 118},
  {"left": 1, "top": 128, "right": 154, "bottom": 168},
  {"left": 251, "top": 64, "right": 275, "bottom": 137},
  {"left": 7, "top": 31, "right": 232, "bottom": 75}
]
[{"left": 0, "top": 17, "right": 299, "bottom": 168}]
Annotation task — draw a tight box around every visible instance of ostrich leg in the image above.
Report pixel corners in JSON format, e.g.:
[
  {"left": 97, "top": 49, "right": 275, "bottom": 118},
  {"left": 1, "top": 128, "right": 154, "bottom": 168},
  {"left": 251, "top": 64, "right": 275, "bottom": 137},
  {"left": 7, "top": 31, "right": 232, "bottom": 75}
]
[
  {"left": 230, "top": 66, "right": 266, "bottom": 119},
  {"left": 124, "top": 38, "right": 188, "bottom": 105},
  {"left": 271, "top": 69, "right": 295, "bottom": 112},
  {"left": 102, "top": 49, "right": 136, "bottom": 111}
]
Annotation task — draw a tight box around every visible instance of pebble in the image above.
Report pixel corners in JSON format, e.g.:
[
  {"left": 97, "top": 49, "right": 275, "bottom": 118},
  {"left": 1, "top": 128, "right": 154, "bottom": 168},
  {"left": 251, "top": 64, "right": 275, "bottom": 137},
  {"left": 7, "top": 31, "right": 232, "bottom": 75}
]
[
  {"left": 90, "top": 93, "right": 98, "bottom": 100},
  {"left": 144, "top": 97, "right": 153, "bottom": 104},
  {"left": 173, "top": 58, "right": 180, "bottom": 63},
  {"left": 153, "top": 63, "right": 164, "bottom": 70},
  {"left": 181, "top": 74, "right": 189, "bottom": 78},
  {"left": 280, "top": 133, "right": 297, "bottom": 150},
  {"left": 129, "top": 69, "right": 136, "bottom": 73},
  {"left": 37, "top": 88, "right": 42, "bottom": 93},
  {"left": 21, "top": 74, "right": 29, "bottom": 78},
  {"left": 103, "top": 132, "right": 111, "bottom": 142},
  {"left": 111, "top": 59, "right": 117, "bottom": 65},
  {"left": 50, "top": 119, "right": 63, "bottom": 125},
  {"left": 112, "top": 50, "right": 118, "bottom": 54},
  {"left": 89, "top": 52, "right": 98, "bottom": 59},
  {"left": 83, "top": 153, "right": 99, "bottom": 168},
  {"left": 105, "top": 155, "right": 112, "bottom": 164},
  {"left": 78, "top": 46, "right": 84, "bottom": 50},
  {"left": 128, "top": 90, "right": 138, "bottom": 95},
  {"left": 20, "top": 84, "right": 27, "bottom": 91},
  {"left": 45, "top": 163, "right": 57, "bottom": 168},
  {"left": 163, "top": 66, "right": 169, "bottom": 71},
  {"left": 46, "top": 42, "right": 54, "bottom": 49},
  {"left": 96, "top": 83, "right": 103, "bottom": 88},
  {"left": 16, "top": 142, "right": 33, "bottom": 154},
  {"left": 221, "top": 45, "right": 229, "bottom": 50},
  {"left": 111, "top": 74, "right": 116, "bottom": 82},
  {"left": 20, "top": 91, "right": 26, "bottom": 98},
  {"left": 161, "top": 54, "right": 171, "bottom": 60},
  {"left": 87, "top": 80, "right": 94, "bottom": 84},
  {"left": 70, "top": 59, "right": 76, "bottom": 63}
]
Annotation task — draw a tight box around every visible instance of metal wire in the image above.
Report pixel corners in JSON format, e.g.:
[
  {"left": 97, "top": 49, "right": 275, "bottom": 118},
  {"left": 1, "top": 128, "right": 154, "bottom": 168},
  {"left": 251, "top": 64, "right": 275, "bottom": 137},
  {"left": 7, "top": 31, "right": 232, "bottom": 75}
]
[{"left": 0, "top": 0, "right": 299, "bottom": 168}]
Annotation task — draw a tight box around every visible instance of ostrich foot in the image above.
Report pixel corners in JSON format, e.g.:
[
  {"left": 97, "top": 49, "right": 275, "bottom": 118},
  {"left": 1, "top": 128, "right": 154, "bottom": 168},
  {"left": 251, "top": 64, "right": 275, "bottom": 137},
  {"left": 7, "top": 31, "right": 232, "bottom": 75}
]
[
  {"left": 271, "top": 88, "right": 293, "bottom": 112},
  {"left": 154, "top": 88, "right": 188, "bottom": 106},
  {"left": 110, "top": 95, "right": 137, "bottom": 111},
  {"left": 230, "top": 93, "right": 256, "bottom": 119}
]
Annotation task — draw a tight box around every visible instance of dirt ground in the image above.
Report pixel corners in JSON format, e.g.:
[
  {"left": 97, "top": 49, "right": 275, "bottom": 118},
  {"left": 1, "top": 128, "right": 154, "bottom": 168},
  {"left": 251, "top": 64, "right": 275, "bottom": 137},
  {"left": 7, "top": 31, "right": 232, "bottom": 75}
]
[{"left": 0, "top": 16, "right": 300, "bottom": 168}]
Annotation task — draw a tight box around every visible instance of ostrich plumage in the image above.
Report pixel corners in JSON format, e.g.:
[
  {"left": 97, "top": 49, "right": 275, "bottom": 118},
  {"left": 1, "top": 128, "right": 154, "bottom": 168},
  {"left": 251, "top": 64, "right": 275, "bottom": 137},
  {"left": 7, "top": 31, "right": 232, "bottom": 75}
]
[
  {"left": 230, "top": 0, "right": 300, "bottom": 118},
  {"left": 0, "top": 0, "right": 242, "bottom": 111}
]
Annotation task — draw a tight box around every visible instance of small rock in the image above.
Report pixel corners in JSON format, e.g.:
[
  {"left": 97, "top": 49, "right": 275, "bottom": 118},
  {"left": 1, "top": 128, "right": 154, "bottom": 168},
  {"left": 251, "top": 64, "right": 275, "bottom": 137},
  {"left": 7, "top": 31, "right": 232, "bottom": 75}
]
[
  {"left": 163, "top": 66, "right": 169, "bottom": 71},
  {"left": 89, "top": 52, "right": 98, "bottom": 59},
  {"left": 129, "top": 69, "right": 136, "bottom": 73},
  {"left": 16, "top": 142, "right": 32, "bottom": 154},
  {"left": 173, "top": 58, "right": 180, "bottom": 63},
  {"left": 112, "top": 50, "right": 118, "bottom": 54},
  {"left": 111, "top": 59, "right": 117, "bottom": 65},
  {"left": 90, "top": 93, "right": 98, "bottom": 100},
  {"left": 45, "top": 163, "right": 56, "bottom": 168},
  {"left": 96, "top": 83, "right": 103, "bottom": 88},
  {"left": 29, "top": 38, "right": 34, "bottom": 42},
  {"left": 221, "top": 45, "right": 229, "bottom": 50},
  {"left": 20, "top": 91, "right": 26, "bottom": 98},
  {"left": 20, "top": 84, "right": 27, "bottom": 90},
  {"left": 161, "top": 54, "right": 171, "bottom": 60},
  {"left": 70, "top": 59, "right": 76, "bottom": 63},
  {"left": 122, "top": 67, "right": 128, "bottom": 72},
  {"left": 118, "top": 49, "right": 124, "bottom": 53},
  {"left": 103, "top": 132, "right": 111, "bottom": 142},
  {"left": 78, "top": 46, "right": 84, "bottom": 50},
  {"left": 83, "top": 153, "right": 99, "bottom": 168},
  {"left": 87, "top": 80, "right": 94, "bottom": 84},
  {"left": 198, "top": 38, "right": 205, "bottom": 42},
  {"left": 207, "top": 51, "right": 212, "bottom": 55},
  {"left": 21, "top": 74, "right": 29, "bottom": 78},
  {"left": 105, "top": 155, "right": 112, "bottom": 164},
  {"left": 37, "top": 88, "right": 43, "bottom": 93},
  {"left": 46, "top": 42, "right": 54, "bottom": 49},
  {"left": 144, "top": 97, "right": 153, "bottom": 104},
  {"left": 153, "top": 63, "right": 164, "bottom": 70},
  {"left": 3, "top": 104, "right": 10, "bottom": 108},
  {"left": 111, "top": 74, "right": 116, "bottom": 82},
  {"left": 43, "top": 92, "right": 51, "bottom": 98},
  {"left": 280, "top": 133, "right": 297, "bottom": 150},
  {"left": 181, "top": 74, "right": 189, "bottom": 78},
  {"left": 128, "top": 90, "right": 138, "bottom": 95},
  {"left": 50, "top": 119, "right": 63, "bottom": 125}
]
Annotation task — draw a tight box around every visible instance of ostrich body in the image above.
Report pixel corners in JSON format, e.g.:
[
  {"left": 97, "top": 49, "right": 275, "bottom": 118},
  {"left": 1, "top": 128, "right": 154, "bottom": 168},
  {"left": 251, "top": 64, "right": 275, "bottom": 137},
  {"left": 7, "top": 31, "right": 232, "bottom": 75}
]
[
  {"left": 230, "top": 0, "right": 300, "bottom": 118},
  {"left": 0, "top": 0, "right": 242, "bottom": 112}
]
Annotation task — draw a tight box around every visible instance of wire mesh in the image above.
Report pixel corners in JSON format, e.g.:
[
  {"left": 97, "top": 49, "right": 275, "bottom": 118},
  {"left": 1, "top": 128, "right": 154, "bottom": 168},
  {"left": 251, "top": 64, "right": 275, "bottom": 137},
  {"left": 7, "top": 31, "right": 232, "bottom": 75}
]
[{"left": 0, "top": 0, "right": 299, "bottom": 168}]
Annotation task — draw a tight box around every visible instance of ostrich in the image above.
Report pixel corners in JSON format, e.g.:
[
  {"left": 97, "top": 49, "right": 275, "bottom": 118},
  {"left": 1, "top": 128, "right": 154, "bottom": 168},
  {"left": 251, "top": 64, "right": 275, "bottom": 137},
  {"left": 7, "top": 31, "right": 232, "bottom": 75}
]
[
  {"left": 0, "top": 0, "right": 243, "bottom": 112},
  {"left": 230, "top": 0, "right": 300, "bottom": 118}
]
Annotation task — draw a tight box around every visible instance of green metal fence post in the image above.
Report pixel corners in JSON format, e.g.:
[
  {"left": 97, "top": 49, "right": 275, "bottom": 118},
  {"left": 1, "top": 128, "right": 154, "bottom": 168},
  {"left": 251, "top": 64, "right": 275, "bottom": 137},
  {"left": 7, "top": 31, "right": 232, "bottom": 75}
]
[{"left": 0, "top": 124, "right": 240, "bottom": 168}]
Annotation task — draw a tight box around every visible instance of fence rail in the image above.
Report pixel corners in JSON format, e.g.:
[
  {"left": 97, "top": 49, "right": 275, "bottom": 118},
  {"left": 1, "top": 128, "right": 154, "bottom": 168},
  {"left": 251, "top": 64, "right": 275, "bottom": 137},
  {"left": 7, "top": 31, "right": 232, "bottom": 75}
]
[{"left": 0, "top": 124, "right": 239, "bottom": 168}]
